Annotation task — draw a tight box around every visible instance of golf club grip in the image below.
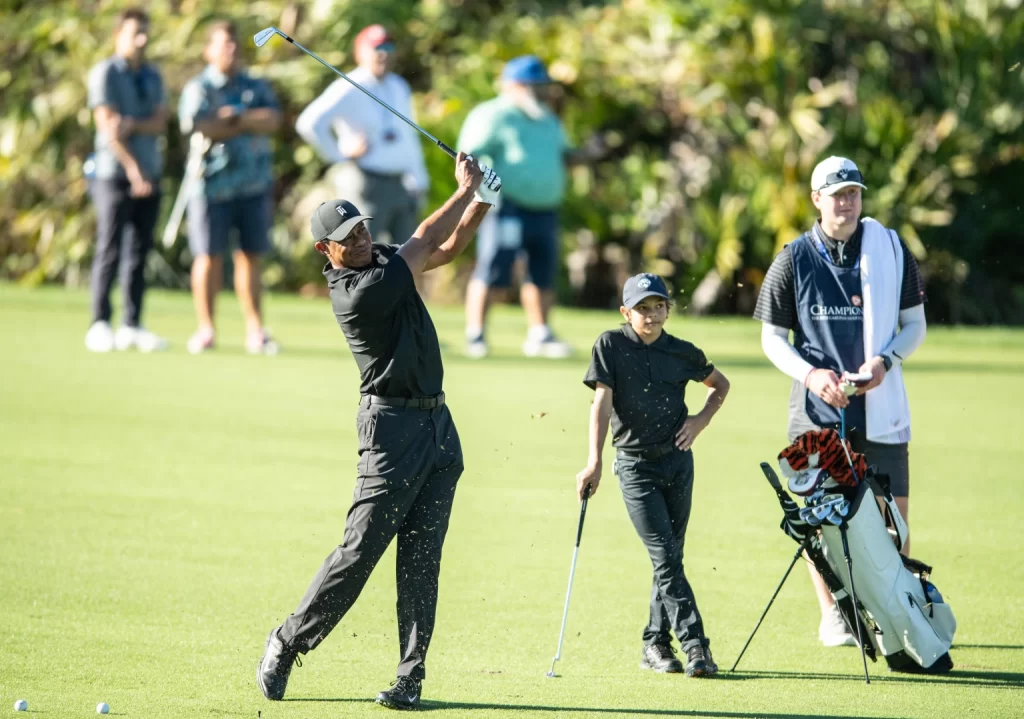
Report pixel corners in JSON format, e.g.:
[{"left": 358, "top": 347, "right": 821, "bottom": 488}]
[
  {"left": 436, "top": 140, "right": 458, "bottom": 159},
  {"left": 575, "top": 486, "right": 591, "bottom": 546},
  {"left": 759, "top": 462, "right": 784, "bottom": 492}
]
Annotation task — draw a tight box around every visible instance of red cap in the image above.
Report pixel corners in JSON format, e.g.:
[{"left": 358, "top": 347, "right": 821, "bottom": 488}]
[{"left": 355, "top": 25, "right": 392, "bottom": 51}]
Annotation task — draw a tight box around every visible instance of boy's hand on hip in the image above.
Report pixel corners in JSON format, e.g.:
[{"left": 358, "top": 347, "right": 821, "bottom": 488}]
[
  {"left": 675, "top": 415, "right": 709, "bottom": 451},
  {"left": 576, "top": 463, "right": 601, "bottom": 502}
]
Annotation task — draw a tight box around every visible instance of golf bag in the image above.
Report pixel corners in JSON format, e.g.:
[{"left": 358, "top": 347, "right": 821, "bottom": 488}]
[
  {"left": 818, "top": 477, "right": 955, "bottom": 673},
  {"left": 772, "top": 430, "right": 956, "bottom": 674}
]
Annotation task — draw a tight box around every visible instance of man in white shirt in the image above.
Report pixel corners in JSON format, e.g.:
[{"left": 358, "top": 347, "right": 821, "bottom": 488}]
[{"left": 295, "top": 25, "right": 428, "bottom": 244}]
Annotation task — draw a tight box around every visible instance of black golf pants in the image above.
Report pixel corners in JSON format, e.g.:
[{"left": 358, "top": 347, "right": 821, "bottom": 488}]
[
  {"left": 89, "top": 179, "right": 161, "bottom": 327},
  {"left": 278, "top": 402, "right": 463, "bottom": 681},
  {"left": 616, "top": 447, "right": 707, "bottom": 651}
]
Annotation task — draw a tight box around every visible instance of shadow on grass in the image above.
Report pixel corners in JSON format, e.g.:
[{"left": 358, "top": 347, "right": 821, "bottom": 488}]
[
  {"left": 732, "top": 668, "right": 1024, "bottom": 689},
  {"left": 285, "top": 697, "right": 873, "bottom": 718},
  {"left": 953, "top": 643, "right": 1024, "bottom": 651}
]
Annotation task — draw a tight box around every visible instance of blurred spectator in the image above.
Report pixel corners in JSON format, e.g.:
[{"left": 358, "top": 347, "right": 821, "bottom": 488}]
[
  {"left": 458, "top": 55, "right": 589, "bottom": 359},
  {"left": 85, "top": 7, "right": 169, "bottom": 353},
  {"left": 295, "top": 25, "right": 428, "bottom": 245},
  {"left": 179, "top": 20, "right": 282, "bottom": 355}
]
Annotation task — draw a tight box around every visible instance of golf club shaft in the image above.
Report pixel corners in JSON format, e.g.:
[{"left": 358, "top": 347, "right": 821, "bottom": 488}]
[
  {"left": 730, "top": 534, "right": 811, "bottom": 672},
  {"left": 838, "top": 407, "right": 862, "bottom": 484},
  {"left": 549, "top": 485, "right": 591, "bottom": 674},
  {"left": 257, "top": 28, "right": 457, "bottom": 159},
  {"left": 840, "top": 525, "right": 871, "bottom": 684}
]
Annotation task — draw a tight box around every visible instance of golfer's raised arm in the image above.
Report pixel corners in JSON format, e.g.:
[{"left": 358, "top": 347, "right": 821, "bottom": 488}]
[
  {"left": 422, "top": 202, "right": 491, "bottom": 272},
  {"left": 398, "top": 153, "right": 483, "bottom": 275}
]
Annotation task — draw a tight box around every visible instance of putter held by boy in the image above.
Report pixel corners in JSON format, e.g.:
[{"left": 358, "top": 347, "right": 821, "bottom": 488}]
[{"left": 576, "top": 273, "right": 730, "bottom": 677}]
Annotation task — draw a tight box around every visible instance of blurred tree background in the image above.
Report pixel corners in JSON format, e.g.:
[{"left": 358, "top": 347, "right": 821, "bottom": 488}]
[{"left": 2, "top": 0, "right": 1022, "bottom": 322}]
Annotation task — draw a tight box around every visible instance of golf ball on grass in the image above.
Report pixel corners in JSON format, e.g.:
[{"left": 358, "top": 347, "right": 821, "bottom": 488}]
[
  {"left": 13, "top": 700, "right": 28, "bottom": 712},
  {"left": 96, "top": 702, "right": 110, "bottom": 714}
]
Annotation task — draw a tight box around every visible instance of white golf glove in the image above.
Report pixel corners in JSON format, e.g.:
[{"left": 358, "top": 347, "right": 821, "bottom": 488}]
[{"left": 475, "top": 164, "right": 502, "bottom": 205}]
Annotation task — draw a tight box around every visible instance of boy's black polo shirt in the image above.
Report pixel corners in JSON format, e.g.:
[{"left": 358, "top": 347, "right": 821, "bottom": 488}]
[{"left": 584, "top": 324, "right": 714, "bottom": 451}]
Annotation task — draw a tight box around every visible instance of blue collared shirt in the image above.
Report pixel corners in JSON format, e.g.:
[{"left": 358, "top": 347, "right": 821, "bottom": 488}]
[
  {"left": 178, "top": 66, "right": 279, "bottom": 202},
  {"left": 87, "top": 55, "right": 165, "bottom": 181}
]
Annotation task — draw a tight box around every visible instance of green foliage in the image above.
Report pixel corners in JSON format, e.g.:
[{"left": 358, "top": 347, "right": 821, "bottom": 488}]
[{"left": 1, "top": 0, "right": 1022, "bottom": 321}]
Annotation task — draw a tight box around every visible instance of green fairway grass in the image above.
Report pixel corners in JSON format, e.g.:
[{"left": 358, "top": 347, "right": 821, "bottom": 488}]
[{"left": 2, "top": 284, "right": 1023, "bottom": 718}]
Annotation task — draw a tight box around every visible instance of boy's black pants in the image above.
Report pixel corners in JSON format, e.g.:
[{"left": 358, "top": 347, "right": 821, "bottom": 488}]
[{"left": 615, "top": 446, "right": 708, "bottom": 651}]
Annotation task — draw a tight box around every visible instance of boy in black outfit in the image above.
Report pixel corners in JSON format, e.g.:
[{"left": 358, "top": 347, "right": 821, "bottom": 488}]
[{"left": 577, "top": 273, "right": 730, "bottom": 676}]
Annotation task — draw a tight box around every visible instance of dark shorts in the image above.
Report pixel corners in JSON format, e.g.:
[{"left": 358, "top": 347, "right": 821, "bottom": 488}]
[
  {"left": 187, "top": 191, "right": 272, "bottom": 257},
  {"left": 473, "top": 199, "right": 558, "bottom": 289}
]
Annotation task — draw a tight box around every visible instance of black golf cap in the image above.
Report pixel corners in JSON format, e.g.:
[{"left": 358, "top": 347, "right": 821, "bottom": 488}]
[
  {"left": 622, "top": 273, "right": 670, "bottom": 309},
  {"left": 310, "top": 200, "right": 373, "bottom": 242}
]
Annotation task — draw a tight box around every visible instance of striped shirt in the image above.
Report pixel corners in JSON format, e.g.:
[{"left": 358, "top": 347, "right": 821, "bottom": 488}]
[
  {"left": 753, "top": 221, "right": 926, "bottom": 330},
  {"left": 754, "top": 220, "right": 925, "bottom": 445}
]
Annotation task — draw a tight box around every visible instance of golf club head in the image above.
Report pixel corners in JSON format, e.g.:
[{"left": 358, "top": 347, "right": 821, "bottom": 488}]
[
  {"left": 545, "top": 671, "right": 557, "bottom": 678},
  {"left": 788, "top": 468, "right": 828, "bottom": 497},
  {"left": 811, "top": 503, "right": 832, "bottom": 521},
  {"left": 826, "top": 508, "right": 843, "bottom": 526},
  {"left": 253, "top": 27, "right": 279, "bottom": 48}
]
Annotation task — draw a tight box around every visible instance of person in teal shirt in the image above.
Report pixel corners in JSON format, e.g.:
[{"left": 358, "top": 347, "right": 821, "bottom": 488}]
[{"left": 457, "top": 56, "right": 576, "bottom": 360}]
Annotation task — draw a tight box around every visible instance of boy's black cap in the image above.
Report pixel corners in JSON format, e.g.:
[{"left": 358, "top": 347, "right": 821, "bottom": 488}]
[
  {"left": 622, "top": 273, "right": 670, "bottom": 309},
  {"left": 310, "top": 200, "right": 373, "bottom": 242}
]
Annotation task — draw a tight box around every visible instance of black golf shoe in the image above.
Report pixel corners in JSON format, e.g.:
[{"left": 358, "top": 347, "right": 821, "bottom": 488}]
[
  {"left": 256, "top": 628, "right": 301, "bottom": 700},
  {"left": 684, "top": 644, "right": 718, "bottom": 678},
  {"left": 375, "top": 676, "right": 421, "bottom": 711},
  {"left": 639, "top": 643, "right": 683, "bottom": 673}
]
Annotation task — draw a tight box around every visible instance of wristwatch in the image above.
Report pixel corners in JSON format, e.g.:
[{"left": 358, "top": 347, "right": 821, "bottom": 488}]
[{"left": 879, "top": 354, "right": 893, "bottom": 372}]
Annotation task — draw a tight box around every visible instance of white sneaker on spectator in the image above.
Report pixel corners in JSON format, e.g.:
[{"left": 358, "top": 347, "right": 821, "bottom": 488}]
[
  {"left": 115, "top": 325, "right": 169, "bottom": 353},
  {"left": 819, "top": 605, "right": 857, "bottom": 647},
  {"left": 247, "top": 329, "right": 280, "bottom": 356},
  {"left": 85, "top": 321, "right": 115, "bottom": 353},
  {"left": 187, "top": 327, "right": 216, "bottom": 355},
  {"left": 522, "top": 326, "right": 572, "bottom": 359},
  {"left": 465, "top": 334, "right": 488, "bottom": 359}
]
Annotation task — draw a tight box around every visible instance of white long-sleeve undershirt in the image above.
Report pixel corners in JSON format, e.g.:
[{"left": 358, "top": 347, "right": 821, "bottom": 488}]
[{"left": 760, "top": 304, "right": 927, "bottom": 383}]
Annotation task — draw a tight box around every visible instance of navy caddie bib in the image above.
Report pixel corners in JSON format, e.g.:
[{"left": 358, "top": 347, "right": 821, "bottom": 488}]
[{"left": 791, "top": 229, "right": 866, "bottom": 432}]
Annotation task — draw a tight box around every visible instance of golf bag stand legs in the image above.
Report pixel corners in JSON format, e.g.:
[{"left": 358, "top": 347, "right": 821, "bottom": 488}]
[
  {"left": 730, "top": 534, "right": 813, "bottom": 672},
  {"left": 839, "top": 521, "right": 871, "bottom": 684}
]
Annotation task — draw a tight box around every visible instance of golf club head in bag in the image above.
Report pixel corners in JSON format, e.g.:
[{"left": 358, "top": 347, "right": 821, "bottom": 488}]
[
  {"left": 788, "top": 467, "right": 829, "bottom": 496},
  {"left": 759, "top": 463, "right": 809, "bottom": 542}
]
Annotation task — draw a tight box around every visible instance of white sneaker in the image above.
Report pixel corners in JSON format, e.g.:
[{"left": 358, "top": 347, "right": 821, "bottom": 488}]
[
  {"left": 522, "top": 331, "right": 572, "bottom": 359},
  {"left": 115, "top": 326, "right": 169, "bottom": 352},
  {"left": 187, "top": 327, "right": 215, "bottom": 355},
  {"left": 135, "top": 328, "right": 169, "bottom": 353},
  {"left": 465, "top": 335, "right": 488, "bottom": 359},
  {"left": 247, "top": 329, "right": 280, "bottom": 356},
  {"left": 819, "top": 606, "right": 857, "bottom": 647},
  {"left": 85, "top": 321, "right": 115, "bottom": 353}
]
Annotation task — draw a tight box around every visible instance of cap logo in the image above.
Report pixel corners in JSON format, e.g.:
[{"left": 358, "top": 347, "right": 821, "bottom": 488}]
[
  {"left": 638, "top": 278, "right": 651, "bottom": 289},
  {"left": 837, "top": 168, "right": 849, "bottom": 180},
  {"left": 336, "top": 206, "right": 348, "bottom": 218}
]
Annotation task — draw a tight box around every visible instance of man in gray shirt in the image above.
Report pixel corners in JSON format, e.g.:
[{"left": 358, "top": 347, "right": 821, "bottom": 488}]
[{"left": 85, "top": 7, "right": 168, "bottom": 353}]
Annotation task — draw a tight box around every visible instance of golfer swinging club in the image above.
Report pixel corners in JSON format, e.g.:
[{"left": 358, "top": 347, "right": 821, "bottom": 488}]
[{"left": 257, "top": 153, "right": 500, "bottom": 710}]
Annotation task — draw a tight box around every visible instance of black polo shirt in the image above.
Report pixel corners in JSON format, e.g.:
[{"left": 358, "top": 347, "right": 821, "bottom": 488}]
[
  {"left": 584, "top": 325, "right": 715, "bottom": 451},
  {"left": 325, "top": 243, "right": 443, "bottom": 398}
]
